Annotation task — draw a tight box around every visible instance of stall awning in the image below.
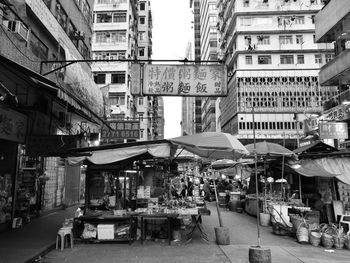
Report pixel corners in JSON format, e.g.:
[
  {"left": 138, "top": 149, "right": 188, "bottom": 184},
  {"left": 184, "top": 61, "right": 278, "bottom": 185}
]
[
  {"left": 290, "top": 158, "right": 350, "bottom": 185},
  {"left": 67, "top": 140, "right": 172, "bottom": 165},
  {"left": 290, "top": 160, "right": 340, "bottom": 178}
]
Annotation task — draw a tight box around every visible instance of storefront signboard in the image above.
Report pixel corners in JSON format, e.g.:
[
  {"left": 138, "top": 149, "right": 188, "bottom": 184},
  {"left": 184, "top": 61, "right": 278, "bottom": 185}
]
[
  {"left": 319, "top": 122, "right": 348, "bottom": 139},
  {"left": 139, "top": 64, "right": 227, "bottom": 96},
  {"left": 0, "top": 108, "right": 27, "bottom": 143},
  {"left": 101, "top": 120, "right": 140, "bottom": 141}
]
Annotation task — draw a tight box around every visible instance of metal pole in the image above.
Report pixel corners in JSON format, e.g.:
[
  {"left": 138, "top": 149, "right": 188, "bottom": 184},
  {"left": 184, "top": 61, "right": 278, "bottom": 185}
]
[
  {"left": 252, "top": 107, "right": 261, "bottom": 247},
  {"left": 295, "top": 114, "right": 302, "bottom": 200}
]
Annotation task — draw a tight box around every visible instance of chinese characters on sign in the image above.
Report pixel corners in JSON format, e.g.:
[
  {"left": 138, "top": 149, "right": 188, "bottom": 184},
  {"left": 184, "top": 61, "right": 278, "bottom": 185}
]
[
  {"left": 133, "top": 64, "right": 227, "bottom": 96},
  {"left": 319, "top": 122, "right": 348, "bottom": 140},
  {"left": 101, "top": 120, "right": 140, "bottom": 142}
]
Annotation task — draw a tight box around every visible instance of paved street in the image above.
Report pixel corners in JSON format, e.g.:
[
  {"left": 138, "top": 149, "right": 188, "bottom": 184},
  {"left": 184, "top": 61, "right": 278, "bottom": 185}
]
[{"left": 37, "top": 203, "right": 350, "bottom": 263}]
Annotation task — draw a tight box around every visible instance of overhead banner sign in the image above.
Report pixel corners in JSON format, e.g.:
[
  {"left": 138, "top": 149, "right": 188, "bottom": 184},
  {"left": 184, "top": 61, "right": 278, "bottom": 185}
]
[
  {"left": 132, "top": 64, "right": 227, "bottom": 96},
  {"left": 319, "top": 122, "right": 348, "bottom": 140},
  {"left": 101, "top": 120, "right": 140, "bottom": 142}
]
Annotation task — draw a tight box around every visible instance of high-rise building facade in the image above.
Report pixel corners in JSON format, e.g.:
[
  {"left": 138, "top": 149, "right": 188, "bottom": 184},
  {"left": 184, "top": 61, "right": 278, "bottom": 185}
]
[
  {"left": 199, "top": 0, "right": 220, "bottom": 132},
  {"left": 92, "top": 0, "right": 162, "bottom": 142},
  {"left": 217, "top": 0, "right": 337, "bottom": 149},
  {"left": 181, "top": 42, "right": 196, "bottom": 136},
  {"left": 188, "top": 0, "right": 202, "bottom": 134},
  {"left": 315, "top": 0, "right": 350, "bottom": 148}
]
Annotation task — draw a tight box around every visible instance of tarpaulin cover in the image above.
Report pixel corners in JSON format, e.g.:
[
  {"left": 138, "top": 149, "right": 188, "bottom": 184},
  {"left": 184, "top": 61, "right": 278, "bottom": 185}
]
[{"left": 67, "top": 142, "right": 171, "bottom": 165}]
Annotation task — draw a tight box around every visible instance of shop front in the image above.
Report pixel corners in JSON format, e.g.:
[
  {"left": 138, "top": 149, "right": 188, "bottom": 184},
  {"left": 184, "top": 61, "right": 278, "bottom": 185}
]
[{"left": 0, "top": 54, "right": 107, "bottom": 230}]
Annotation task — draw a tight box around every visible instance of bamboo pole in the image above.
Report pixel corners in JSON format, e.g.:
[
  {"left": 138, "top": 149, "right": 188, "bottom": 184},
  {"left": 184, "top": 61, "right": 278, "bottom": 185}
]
[{"left": 252, "top": 106, "right": 261, "bottom": 247}]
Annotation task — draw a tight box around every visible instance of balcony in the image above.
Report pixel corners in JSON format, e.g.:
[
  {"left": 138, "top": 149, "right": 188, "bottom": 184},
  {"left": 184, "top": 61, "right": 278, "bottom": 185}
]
[
  {"left": 323, "top": 88, "right": 350, "bottom": 111},
  {"left": 315, "top": 0, "right": 350, "bottom": 43},
  {"left": 319, "top": 48, "right": 350, "bottom": 86}
]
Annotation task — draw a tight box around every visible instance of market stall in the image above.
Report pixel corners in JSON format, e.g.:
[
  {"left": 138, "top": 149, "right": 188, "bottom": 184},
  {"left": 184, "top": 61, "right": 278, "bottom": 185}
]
[{"left": 67, "top": 140, "right": 211, "bottom": 244}]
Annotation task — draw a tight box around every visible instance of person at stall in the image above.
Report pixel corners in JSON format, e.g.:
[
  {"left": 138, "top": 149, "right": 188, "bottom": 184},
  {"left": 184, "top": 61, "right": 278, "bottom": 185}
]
[
  {"left": 312, "top": 193, "right": 326, "bottom": 223},
  {"left": 180, "top": 178, "right": 188, "bottom": 198},
  {"left": 203, "top": 179, "right": 211, "bottom": 201},
  {"left": 187, "top": 178, "right": 193, "bottom": 197}
]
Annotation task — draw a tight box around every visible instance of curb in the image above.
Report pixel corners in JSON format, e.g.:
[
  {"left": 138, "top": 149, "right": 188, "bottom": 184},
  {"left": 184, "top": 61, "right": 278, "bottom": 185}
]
[{"left": 26, "top": 243, "right": 56, "bottom": 263}]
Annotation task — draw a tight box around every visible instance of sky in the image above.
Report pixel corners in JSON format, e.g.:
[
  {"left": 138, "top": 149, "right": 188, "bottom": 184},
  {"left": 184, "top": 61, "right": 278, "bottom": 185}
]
[{"left": 151, "top": 0, "right": 194, "bottom": 139}]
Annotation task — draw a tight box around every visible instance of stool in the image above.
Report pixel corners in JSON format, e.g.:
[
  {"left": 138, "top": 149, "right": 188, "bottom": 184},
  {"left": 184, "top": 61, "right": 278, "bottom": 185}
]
[{"left": 56, "top": 227, "right": 74, "bottom": 250}]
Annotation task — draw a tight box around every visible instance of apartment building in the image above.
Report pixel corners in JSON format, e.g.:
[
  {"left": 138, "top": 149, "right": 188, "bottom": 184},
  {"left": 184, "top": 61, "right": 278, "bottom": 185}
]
[
  {"left": 217, "top": 0, "right": 336, "bottom": 149},
  {"left": 92, "top": 0, "right": 162, "bottom": 141},
  {"left": 315, "top": 0, "right": 350, "bottom": 148}
]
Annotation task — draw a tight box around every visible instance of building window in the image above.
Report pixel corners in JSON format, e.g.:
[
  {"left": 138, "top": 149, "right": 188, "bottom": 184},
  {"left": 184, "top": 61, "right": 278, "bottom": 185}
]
[
  {"left": 258, "top": 55, "right": 271, "bottom": 64},
  {"left": 82, "top": 0, "right": 91, "bottom": 24},
  {"left": 138, "top": 97, "right": 144, "bottom": 106},
  {"left": 325, "top": 53, "right": 334, "bottom": 63},
  {"left": 109, "top": 93, "right": 125, "bottom": 106},
  {"left": 315, "top": 54, "right": 322, "bottom": 64},
  {"left": 209, "top": 27, "right": 217, "bottom": 34},
  {"left": 294, "top": 16, "right": 305, "bottom": 24},
  {"left": 96, "top": 12, "right": 112, "bottom": 23},
  {"left": 280, "top": 55, "right": 294, "bottom": 64},
  {"left": 111, "top": 72, "right": 126, "bottom": 84},
  {"left": 209, "top": 53, "right": 218, "bottom": 60},
  {"left": 139, "top": 113, "right": 144, "bottom": 121},
  {"left": 279, "top": 35, "right": 293, "bottom": 44},
  {"left": 139, "top": 16, "right": 145, "bottom": 24},
  {"left": 113, "top": 12, "right": 127, "bottom": 23},
  {"left": 140, "top": 2, "right": 145, "bottom": 10},
  {"left": 313, "top": 34, "right": 316, "bottom": 43},
  {"left": 243, "top": 0, "right": 250, "bottom": 7},
  {"left": 311, "top": 15, "right": 315, "bottom": 24},
  {"left": 209, "top": 3, "right": 216, "bottom": 10},
  {"left": 94, "top": 73, "right": 106, "bottom": 84},
  {"left": 139, "top": 48, "right": 145, "bottom": 57},
  {"left": 29, "top": 33, "right": 49, "bottom": 61},
  {"left": 95, "top": 31, "right": 127, "bottom": 43},
  {"left": 55, "top": 2, "right": 68, "bottom": 31},
  {"left": 296, "top": 35, "right": 304, "bottom": 44},
  {"left": 297, "top": 55, "right": 304, "bottom": 64},
  {"left": 209, "top": 15, "right": 217, "bottom": 22},
  {"left": 257, "top": 35, "right": 270, "bottom": 45},
  {"left": 94, "top": 51, "right": 126, "bottom": 60},
  {"left": 245, "top": 55, "right": 252, "bottom": 64},
  {"left": 209, "top": 40, "right": 217, "bottom": 47},
  {"left": 139, "top": 31, "right": 145, "bottom": 41}
]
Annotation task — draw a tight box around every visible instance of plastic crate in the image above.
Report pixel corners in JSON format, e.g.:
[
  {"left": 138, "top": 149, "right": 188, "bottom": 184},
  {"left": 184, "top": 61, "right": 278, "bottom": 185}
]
[{"left": 97, "top": 224, "right": 114, "bottom": 240}]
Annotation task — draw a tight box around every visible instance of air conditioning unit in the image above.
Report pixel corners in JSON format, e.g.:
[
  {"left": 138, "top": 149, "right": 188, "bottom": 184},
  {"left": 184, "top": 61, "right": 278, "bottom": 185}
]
[{"left": 2, "top": 20, "right": 29, "bottom": 42}]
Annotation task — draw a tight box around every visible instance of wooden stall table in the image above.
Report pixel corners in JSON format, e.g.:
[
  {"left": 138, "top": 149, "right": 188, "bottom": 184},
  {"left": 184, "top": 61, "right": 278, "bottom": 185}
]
[{"left": 139, "top": 213, "right": 178, "bottom": 245}]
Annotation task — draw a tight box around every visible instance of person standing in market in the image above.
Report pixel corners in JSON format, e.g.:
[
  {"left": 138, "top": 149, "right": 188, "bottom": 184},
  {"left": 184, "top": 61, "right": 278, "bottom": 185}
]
[{"left": 187, "top": 177, "right": 193, "bottom": 197}]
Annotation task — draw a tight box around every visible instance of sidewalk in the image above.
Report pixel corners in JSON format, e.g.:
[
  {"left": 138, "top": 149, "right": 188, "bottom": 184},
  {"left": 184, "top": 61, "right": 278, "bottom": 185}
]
[{"left": 0, "top": 205, "right": 78, "bottom": 263}]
